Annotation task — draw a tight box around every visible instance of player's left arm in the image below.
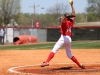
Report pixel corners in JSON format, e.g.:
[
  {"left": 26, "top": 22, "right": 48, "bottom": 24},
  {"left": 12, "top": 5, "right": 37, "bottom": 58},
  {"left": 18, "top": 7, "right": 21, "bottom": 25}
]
[
  {"left": 69, "top": 1, "right": 75, "bottom": 22},
  {"left": 70, "top": 1, "right": 75, "bottom": 16}
]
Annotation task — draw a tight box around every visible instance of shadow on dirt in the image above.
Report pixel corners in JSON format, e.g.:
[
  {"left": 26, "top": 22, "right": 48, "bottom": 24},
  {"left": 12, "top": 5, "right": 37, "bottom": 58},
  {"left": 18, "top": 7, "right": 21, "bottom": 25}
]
[{"left": 52, "top": 66, "right": 73, "bottom": 70}]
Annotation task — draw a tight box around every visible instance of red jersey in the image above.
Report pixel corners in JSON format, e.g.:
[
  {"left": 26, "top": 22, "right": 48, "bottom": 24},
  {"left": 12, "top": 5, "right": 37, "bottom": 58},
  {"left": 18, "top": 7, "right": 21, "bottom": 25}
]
[{"left": 60, "top": 18, "right": 74, "bottom": 36}]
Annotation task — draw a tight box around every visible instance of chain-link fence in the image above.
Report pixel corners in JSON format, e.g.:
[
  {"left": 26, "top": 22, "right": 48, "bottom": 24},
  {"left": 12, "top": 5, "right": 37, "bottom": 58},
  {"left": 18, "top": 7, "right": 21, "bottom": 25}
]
[{"left": 6, "top": 27, "right": 47, "bottom": 43}]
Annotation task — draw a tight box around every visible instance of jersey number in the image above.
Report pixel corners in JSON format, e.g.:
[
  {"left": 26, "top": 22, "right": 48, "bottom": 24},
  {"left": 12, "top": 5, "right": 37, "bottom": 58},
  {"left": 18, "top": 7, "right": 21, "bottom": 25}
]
[{"left": 66, "top": 26, "right": 71, "bottom": 32}]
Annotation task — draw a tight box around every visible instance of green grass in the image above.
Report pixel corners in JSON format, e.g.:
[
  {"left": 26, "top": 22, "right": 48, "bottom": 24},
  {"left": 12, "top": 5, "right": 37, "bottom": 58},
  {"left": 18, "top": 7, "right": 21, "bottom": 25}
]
[
  {"left": 0, "top": 41, "right": 100, "bottom": 50},
  {"left": 0, "top": 43, "right": 55, "bottom": 50},
  {"left": 72, "top": 41, "right": 100, "bottom": 49}
]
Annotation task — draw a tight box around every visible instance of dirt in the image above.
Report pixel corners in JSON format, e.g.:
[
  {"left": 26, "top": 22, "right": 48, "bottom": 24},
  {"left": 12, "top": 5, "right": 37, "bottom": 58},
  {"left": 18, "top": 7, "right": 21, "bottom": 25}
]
[{"left": 0, "top": 49, "right": 100, "bottom": 75}]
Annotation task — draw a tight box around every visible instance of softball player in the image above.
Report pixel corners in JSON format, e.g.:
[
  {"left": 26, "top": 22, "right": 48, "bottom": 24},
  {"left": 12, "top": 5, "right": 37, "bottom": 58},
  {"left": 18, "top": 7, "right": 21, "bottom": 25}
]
[{"left": 41, "top": 1, "right": 85, "bottom": 69}]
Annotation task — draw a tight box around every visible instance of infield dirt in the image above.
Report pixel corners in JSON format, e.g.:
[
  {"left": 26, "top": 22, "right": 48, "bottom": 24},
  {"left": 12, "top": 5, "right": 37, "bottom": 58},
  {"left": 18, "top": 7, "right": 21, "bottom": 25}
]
[{"left": 0, "top": 49, "right": 100, "bottom": 75}]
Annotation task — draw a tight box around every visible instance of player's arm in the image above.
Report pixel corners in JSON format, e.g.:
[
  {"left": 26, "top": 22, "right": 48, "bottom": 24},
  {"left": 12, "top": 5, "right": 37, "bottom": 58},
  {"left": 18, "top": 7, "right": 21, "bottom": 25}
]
[{"left": 70, "top": 1, "right": 76, "bottom": 17}]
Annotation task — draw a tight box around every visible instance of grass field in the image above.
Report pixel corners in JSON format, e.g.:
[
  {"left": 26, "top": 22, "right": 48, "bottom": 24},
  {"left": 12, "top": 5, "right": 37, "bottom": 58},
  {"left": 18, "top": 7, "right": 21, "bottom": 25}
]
[{"left": 0, "top": 41, "right": 100, "bottom": 50}]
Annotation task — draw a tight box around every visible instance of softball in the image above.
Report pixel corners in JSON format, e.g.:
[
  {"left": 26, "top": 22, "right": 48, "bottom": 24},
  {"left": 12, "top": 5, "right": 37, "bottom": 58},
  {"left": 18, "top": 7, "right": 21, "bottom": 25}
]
[{"left": 69, "top": 0, "right": 73, "bottom": 3}]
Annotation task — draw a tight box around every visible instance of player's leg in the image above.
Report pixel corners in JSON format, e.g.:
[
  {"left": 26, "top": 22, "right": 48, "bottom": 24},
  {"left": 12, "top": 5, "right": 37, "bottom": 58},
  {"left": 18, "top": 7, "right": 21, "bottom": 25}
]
[
  {"left": 46, "top": 36, "right": 64, "bottom": 63},
  {"left": 64, "top": 36, "right": 85, "bottom": 69},
  {"left": 41, "top": 35, "right": 64, "bottom": 67}
]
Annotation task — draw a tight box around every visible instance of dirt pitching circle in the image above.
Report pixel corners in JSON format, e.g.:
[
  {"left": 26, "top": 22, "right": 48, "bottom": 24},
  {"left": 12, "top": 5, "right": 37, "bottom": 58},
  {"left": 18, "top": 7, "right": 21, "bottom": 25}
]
[{"left": 9, "top": 63, "right": 100, "bottom": 75}]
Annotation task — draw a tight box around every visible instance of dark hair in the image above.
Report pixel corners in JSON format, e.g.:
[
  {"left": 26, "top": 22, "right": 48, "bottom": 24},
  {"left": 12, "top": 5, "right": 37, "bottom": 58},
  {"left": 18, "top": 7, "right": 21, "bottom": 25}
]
[{"left": 64, "top": 13, "right": 75, "bottom": 22}]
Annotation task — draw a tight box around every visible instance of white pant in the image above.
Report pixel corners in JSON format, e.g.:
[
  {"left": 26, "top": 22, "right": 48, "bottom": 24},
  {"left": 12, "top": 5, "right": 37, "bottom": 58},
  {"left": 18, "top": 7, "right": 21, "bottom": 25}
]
[{"left": 51, "top": 35, "right": 73, "bottom": 58}]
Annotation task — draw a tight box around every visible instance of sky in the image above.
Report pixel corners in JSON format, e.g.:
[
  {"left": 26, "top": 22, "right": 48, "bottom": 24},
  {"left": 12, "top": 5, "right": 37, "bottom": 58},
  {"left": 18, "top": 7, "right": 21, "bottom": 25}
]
[{"left": 21, "top": 0, "right": 87, "bottom": 14}]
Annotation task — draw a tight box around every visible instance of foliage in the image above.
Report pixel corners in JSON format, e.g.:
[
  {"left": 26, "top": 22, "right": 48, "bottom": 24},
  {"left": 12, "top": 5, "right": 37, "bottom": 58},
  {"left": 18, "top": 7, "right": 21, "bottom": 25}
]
[
  {"left": 0, "top": 0, "right": 100, "bottom": 27},
  {"left": 75, "top": 13, "right": 87, "bottom": 23},
  {"left": 18, "top": 2, "right": 69, "bottom": 27},
  {"left": 87, "top": 12, "right": 99, "bottom": 22},
  {"left": 0, "top": 0, "right": 21, "bottom": 26},
  {"left": 86, "top": 0, "right": 100, "bottom": 21},
  {"left": 18, "top": 13, "right": 33, "bottom": 26}
]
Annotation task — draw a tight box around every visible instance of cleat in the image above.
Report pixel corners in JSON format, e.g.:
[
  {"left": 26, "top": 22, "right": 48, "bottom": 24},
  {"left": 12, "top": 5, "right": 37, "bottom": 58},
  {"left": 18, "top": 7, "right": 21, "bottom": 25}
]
[
  {"left": 79, "top": 64, "right": 85, "bottom": 69},
  {"left": 41, "top": 62, "right": 49, "bottom": 67}
]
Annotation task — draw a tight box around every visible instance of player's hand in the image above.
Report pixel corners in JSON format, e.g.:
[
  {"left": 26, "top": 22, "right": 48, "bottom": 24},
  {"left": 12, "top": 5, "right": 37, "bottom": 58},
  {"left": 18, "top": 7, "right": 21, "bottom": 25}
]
[{"left": 69, "top": 0, "right": 73, "bottom": 5}]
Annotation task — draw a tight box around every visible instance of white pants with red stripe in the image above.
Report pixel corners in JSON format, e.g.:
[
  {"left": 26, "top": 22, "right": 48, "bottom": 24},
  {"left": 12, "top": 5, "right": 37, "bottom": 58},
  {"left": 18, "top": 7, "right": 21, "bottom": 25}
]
[{"left": 51, "top": 35, "right": 73, "bottom": 59}]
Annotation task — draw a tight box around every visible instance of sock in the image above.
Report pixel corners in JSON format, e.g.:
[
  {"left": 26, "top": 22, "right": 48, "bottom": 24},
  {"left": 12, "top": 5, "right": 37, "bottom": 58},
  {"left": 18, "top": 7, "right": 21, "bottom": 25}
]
[
  {"left": 71, "top": 56, "right": 81, "bottom": 67},
  {"left": 45, "top": 52, "right": 55, "bottom": 63}
]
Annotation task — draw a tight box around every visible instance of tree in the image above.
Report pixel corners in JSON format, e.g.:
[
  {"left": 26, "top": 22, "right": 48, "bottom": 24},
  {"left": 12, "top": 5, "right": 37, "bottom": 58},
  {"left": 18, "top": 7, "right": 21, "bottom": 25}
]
[
  {"left": 86, "top": 0, "right": 100, "bottom": 21},
  {"left": 46, "top": 3, "right": 69, "bottom": 26},
  {"left": 0, "top": 13, "right": 3, "bottom": 25},
  {"left": 75, "top": 13, "right": 87, "bottom": 23},
  {"left": 47, "top": 3, "right": 69, "bottom": 16},
  {"left": 0, "top": 0, "right": 21, "bottom": 26}
]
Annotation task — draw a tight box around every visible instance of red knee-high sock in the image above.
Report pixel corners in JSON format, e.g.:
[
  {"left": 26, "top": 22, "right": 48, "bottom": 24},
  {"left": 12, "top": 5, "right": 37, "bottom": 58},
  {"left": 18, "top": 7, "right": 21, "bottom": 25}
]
[
  {"left": 71, "top": 56, "right": 81, "bottom": 67},
  {"left": 45, "top": 52, "right": 55, "bottom": 63}
]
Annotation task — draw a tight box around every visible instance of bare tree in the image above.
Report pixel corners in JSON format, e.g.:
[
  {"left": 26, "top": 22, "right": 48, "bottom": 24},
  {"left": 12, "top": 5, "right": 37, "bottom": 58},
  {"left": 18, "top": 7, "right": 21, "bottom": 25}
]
[
  {"left": 0, "top": 0, "right": 21, "bottom": 26},
  {"left": 46, "top": 2, "right": 69, "bottom": 17},
  {"left": 46, "top": 2, "right": 69, "bottom": 25}
]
